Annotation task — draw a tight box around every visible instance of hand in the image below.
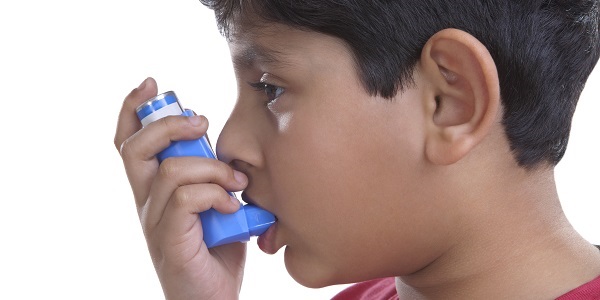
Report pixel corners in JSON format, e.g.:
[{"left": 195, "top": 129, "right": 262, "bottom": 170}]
[{"left": 114, "top": 78, "right": 248, "bottom": 300}]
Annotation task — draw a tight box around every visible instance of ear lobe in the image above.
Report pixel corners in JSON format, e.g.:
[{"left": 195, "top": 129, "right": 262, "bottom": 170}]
[{"left": 420, "top": 29, "right": 500, "bottom": 165}]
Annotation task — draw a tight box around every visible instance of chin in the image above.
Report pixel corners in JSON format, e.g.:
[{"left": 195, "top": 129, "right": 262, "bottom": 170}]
[
  {"left": 283, "top": 246, "right": 341, "bottom": 288},
  {"left": 284, "top": 246, "right": 409, "bottom": 288}
]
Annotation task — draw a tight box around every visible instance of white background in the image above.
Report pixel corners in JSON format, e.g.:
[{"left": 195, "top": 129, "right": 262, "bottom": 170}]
[{"left": 0, "top": 1, "right": 597, "bottom": 299}]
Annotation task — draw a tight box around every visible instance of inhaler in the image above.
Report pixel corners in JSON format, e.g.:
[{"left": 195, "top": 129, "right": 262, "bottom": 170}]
[{"left": 136, "top": 91, "right": 276, "bottom": 248}]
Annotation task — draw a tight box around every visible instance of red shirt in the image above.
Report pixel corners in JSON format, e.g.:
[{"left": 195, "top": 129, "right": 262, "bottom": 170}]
[
  {"left": 332, "top": 278, "right": 398, "bottom": 300},
  {"left": 333, "top": 275, "right": 600, "bottom": 300},
  {"left": 556, "top": 275, "right": 600, "bottom": 300}
]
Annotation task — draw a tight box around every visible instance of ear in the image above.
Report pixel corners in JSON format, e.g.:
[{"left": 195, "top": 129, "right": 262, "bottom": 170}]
[{"left": 420, "top": 28, "right": 500, "bottom": 165}]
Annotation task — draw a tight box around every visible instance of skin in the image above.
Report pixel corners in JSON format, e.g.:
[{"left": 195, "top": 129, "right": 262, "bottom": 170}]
[{"left": 114, "top": 18, "right": 600, "bottom": 300}]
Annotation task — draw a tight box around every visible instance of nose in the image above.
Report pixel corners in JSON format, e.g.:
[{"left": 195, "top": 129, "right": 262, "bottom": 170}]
[{"left": 216, "top": 104, "right": 264, "bottom": 168}]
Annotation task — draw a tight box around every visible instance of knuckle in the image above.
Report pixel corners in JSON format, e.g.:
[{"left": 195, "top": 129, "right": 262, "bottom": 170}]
[
  {"left": 216, "top": 188, "right": 231, "bottom": 204},
  {"left": 172, "top": 186, "right": 191, "bottom": 208},
  {"left": 159, "top": 115, "right": 181, "bottom": 133},
  {"left": 172, "top": 184, "right": 227, "bottom": 210},
  {"left": 204, "top": 184, "right": 230, "bottom": 207},
  {"left": 123, "top": 97, "right": 138, "bottom": 114},
  {"left": 153, "top": 116, "right": 184, "bottom": 139},
  {"left": 159, "top": 117, "right": 171, "bottom": 131},
  {"left": 119, "top": 137, "right": 134, "bottom": 159},
  {"left": 123, "top": 89, "right": 144, "bottom": 111},
  {"left": 210, "top": 184, "right": 229, "bottom": 200},
  {"left": 158, "top": 159, "right": 179, "bottom": 180}
]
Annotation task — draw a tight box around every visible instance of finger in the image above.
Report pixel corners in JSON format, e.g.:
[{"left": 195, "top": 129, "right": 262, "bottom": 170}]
[
  {"left": 114, "top": 77, "right": 158, "bottom": 152},
  {"left": 143, "top": 157, "right": 247, "bottom": 223},
  {"left": 172, "top": 183, "right": 240, "bottom": 215},
  {"left": 120, "top": 115, "right": 210, "bottom": 205},
  {"left": 190, "top": 109, "right": 213, "bottom": 149},
  {"left": 120, "top": 114, "right": 209, "bottom": 163},
  {"left": 148, "top": 183, "right": 240, "bottom": 236}
]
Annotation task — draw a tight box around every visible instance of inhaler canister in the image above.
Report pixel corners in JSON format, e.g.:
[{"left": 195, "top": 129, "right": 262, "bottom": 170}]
[{"left": 136, "top": 91, "right": 276, "bottom": 248}]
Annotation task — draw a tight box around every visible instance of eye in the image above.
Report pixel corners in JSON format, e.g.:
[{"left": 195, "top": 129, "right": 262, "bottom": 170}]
[{"left": 249, "top": 81, "right": 285, "bottom": 104}]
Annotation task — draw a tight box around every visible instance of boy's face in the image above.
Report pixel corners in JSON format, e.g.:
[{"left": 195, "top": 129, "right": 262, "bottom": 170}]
[{"left": 216, "top": 20, "right": 456, "bottom": 287}]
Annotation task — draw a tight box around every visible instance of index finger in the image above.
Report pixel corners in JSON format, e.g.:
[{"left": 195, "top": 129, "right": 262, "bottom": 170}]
[{"left": 114, "top": 77, "right": 159, "bottom": 152}]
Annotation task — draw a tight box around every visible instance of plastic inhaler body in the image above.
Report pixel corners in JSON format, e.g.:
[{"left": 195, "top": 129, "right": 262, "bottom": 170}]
[{"left": 136, "top": 91, "right": 276, "bottom": 248}]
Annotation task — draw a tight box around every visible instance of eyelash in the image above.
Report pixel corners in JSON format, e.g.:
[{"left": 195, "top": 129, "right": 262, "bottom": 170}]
[{"left": 249, "top": 81, "right": 285, "bottom": 105}]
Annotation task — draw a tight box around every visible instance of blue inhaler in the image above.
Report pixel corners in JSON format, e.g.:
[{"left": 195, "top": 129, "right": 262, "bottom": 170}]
[{"left": 136, "top": 91, "right": 276, "bottom": 248}]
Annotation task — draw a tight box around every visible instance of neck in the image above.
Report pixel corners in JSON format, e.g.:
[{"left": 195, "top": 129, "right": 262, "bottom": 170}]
[{"left": 396, "top": 166, "right": 600, "bottom": 299}]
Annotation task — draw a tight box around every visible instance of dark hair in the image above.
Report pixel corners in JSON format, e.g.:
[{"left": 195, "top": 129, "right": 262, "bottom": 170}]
[{"left": 200, "top": 0, "right": 600, "bottom": 167}]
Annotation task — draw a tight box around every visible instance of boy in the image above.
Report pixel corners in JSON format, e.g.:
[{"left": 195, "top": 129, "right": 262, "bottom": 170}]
[{"left": 114, "top": 0, "right": 600, "bottom": 299}]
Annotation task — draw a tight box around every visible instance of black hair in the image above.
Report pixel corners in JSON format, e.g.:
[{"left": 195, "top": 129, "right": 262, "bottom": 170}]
[{"left": 200, "top": 0, "right": 600, "bottom": 167}]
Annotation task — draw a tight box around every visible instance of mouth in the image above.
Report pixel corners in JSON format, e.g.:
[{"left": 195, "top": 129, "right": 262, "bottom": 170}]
[
  {"left": 241, "top": 191, "right": 274, "bottom": 214},
  {"left": 241, "top": 191, "right": 278, "bottom": 222},
  {"left": 241, "top": 192, "right": 282, "bottom": 254}
]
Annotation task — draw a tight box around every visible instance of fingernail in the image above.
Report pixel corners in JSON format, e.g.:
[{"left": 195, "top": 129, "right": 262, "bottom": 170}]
[
  {"left": 230, "top": 196, "right": 241, "bottom": 208},
  {"left": 189, "top": 115, "right": 204, "bottom": 126},
  {"left": 233, "top": 170, "right": 247, "bottom": 185},
  {"left": 138, "top": 78, "right": 148, "bottom": 90}
]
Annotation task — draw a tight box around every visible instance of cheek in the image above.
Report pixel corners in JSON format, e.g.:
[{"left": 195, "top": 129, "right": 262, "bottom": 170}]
[{"left": 265, "top": 101, "right": 430, "bottom": 284}]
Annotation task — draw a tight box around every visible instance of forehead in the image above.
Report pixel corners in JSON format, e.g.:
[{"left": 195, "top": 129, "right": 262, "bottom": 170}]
[
  {"left": 228, "top": 22, "right": 353, "bottom": 71},
  {"left": 229, "top": 36, "right": 290, "bottom": 70}
]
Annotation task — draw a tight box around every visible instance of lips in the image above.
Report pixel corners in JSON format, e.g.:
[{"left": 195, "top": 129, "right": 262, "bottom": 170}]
[
  {"left": 257, "top": 221, "right": 280, "bottom": 254},
  {"left": 241, "top": 192, "right": 282, "bottom": 254}
]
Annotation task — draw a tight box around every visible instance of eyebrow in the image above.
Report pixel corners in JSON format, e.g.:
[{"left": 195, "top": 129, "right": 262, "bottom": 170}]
[{"left": 232, "top": 43, "right": 290, "bottom": 70}]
